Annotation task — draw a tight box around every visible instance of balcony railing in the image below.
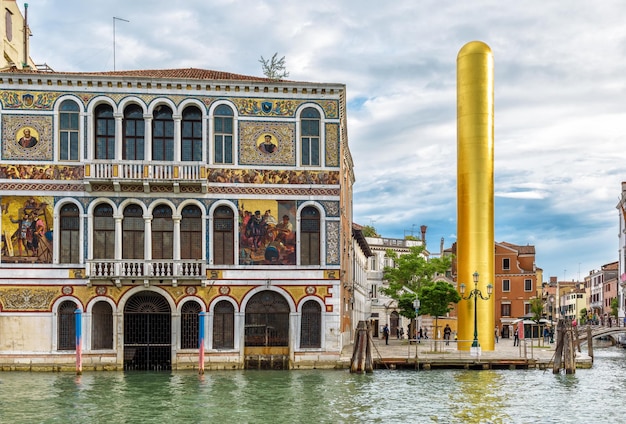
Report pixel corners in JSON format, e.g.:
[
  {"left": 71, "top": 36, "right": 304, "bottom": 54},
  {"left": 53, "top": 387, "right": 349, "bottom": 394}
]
[
  {"left": 86, "top": 161, "right": 203, "bottom": 181},
  {"left": 88, "top": 259, "right": 206, "bottom": 279}
]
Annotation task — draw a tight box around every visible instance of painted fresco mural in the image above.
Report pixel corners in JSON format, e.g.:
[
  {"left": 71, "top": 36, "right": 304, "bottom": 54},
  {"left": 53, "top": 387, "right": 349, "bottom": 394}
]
[
  {"left": 208, "top": 168, "right": 338, "bottom": 185},
  {"left": 239, "top": 200, "right": 296, "bottom": 265},
  {"left": 1, "top": 196, "right": 53, "bottom": 263}
]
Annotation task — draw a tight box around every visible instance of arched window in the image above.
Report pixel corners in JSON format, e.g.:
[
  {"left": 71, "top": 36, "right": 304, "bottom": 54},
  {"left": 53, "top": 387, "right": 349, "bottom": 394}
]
[
  {"left": 300, "top": 206, "right": 320, "bottom": 265},
  {"left": 181, "top": 301, "right": 202, "bottom": 349},
  {"left": 123, "top": 104, "right": 144, "bottom": 160},
  {"left": 213, "top": 206, "right": 234, "bottom": 265},
  {"left": 59, "top": 203, "right": 80, "bottom": 264},
  {"left": 213, "top": 300, "right": 234, "bottom": 349},
  {"left": 300, "top": 300, "right": 321, "bottom": 348},
  {"left": 181, "top": 205, "right": 203, "bottom": 259},
  {"left": 300, "top": 107, "right": 320, "bottom": 166},
  {"left": 152, "top": 204, "right": 173, "bottom": 260},
  {"left": 213, "top": 104, "right": 233, "bottom": 164},
  {"left": 153, "top": 105, "right": 174, "bottom": 161},
  {"left": 181, "top": 106, "right": 202, "bottom": 161},
  {"left": 59, "top": 100, "right": 80, "bottom": 161},
  {"left": 93, "top": 203, "right": 114, "bottom": 259},
  {"left": 122, "top": 204, "right": 144, "bottom": 259},
  {"left": 58, "top": 301, "right": 77, "bottom": 351},
  {"left": 91, "top": 301, "right": 113, "bottom": 350},
  {"left": 95, "top": 104, "right": 115, "bottom": 160}
]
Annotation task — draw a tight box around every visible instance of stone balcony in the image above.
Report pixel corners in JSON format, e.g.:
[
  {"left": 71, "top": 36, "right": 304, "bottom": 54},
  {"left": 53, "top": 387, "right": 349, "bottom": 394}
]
[
  {"left": 84, "top": 161, "right": 207, "bottom": 193},
  {"left": 87, "top": 259, "right": 206, "bottom": 287}
]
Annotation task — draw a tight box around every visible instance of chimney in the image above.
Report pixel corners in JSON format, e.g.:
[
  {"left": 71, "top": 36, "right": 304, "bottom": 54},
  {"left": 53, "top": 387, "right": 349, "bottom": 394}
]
[{"left": 420, "top": 225, "right": 427, "bottom": 247}]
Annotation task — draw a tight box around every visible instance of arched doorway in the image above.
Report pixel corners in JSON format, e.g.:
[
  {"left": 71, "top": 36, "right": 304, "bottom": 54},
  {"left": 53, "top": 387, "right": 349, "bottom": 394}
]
[
  {"left": 390, "top": 311, "right": 400, "bottom": 338},
  {"left": 244, "top": 290, "right": 290, "bottom": 369},
  {"left": 124, "top": 291, "right": 171, "bottom": 370}
]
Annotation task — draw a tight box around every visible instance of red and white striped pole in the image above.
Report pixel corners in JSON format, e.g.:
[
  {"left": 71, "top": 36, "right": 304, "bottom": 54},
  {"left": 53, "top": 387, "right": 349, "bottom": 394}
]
[
  {"left": 198, "top": 311, "right": 206, "bottom": 374},
  {"left": 75, "top": 308, "right": 82, "bottom": 375}
]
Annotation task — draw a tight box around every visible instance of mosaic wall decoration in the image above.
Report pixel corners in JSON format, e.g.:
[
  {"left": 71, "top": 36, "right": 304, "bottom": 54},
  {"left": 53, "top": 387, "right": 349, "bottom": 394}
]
[
  {"left": 239, "top": 200, "right": 297, "bottom": 265},
  {"left": 232, "top": 98, "right": 339, "bottom": 119},
  {"left": 325, "top": 123, "right": 340, "bottom": 167},
  {"left": 0, "top": 91, "right": 59, "bottom": 110},
  {"left": 319, "top": 201, "right": 340, "bottom": 217},
  {"left": 2, "top": 115, "right": 53, "bottom": 160},
  {"left": 207, "top": 168, "right": 339, "bottom": 185},
  {"left": 239, "top": 122, "right": 295, "bottom": 166},
  {"left": 1, "top": 196, "right": 54, "bottom": 264},
  {"left": 0, "top": 164, "right": 83, "bottom": 180},
  {"left": 0, "top": 287, "right": 56, "bottom": 310},
  {"left": 326, "top": 220, "right": 340, "bottom": 265}
]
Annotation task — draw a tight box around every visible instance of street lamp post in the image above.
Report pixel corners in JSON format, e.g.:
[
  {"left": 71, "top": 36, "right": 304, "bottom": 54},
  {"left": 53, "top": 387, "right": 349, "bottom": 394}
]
[
  {"left": 459, "top": 271, "right": 493, "bottom": 357},
  {"left": 413, "top": 297, "right": 421, "bottom": 342}
]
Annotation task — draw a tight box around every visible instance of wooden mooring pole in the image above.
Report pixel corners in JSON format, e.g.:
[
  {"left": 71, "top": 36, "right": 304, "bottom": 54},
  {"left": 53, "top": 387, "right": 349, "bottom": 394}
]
[
  {"left": 552, "top": 319, "right": 576, "bottom": 374},
  {"left": 350, "top": 321, "right": 373, "bottom": 373}
]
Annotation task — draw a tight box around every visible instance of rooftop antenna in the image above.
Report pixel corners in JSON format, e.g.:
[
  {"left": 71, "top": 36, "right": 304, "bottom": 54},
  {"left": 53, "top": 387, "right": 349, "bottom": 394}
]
[{"left": 113, "top": 16, "right": 129, "bottom": 71}]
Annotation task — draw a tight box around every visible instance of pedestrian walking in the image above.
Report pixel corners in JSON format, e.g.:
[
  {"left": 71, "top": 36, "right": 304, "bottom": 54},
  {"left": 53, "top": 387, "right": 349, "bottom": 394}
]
[
  {"left": 383, "top": 324, "right": 389, "bottom": 345},
  {"left": 444, "top": 324, "right": 452, "bottom": 346},
  {"left": 513, "top": 327, "right": 519, "bottom": 346},
  {"left": 418, "top": 327, "right": 423, "bottom": 343},
  {"left": 495, "top": 326, "right": 499, "bottom": 343}
]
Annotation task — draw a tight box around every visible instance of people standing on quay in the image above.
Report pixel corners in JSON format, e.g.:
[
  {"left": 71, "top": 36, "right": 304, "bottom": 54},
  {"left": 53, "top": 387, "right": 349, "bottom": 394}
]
[
  {"left": 418, "top": 327, "right": 423, "bottom": 343},
  {"left": 495, "top": 326, "right": 499, "bottom": 343},
  {"left": 383, "top": 324, "right": 389, "bottom": 345},
  {"left": 444, "top": 324, "right": 452, "bottom": 345},
  {"left": 513, "top": 327, "right": 519, "bottom": 346}
]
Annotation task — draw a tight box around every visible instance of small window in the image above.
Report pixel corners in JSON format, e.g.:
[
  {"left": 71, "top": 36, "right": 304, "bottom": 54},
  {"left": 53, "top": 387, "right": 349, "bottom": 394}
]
[
  {"left": 153, "top": 105, "right": 174, "bottom": 161},
  {"left": 123, "top": 104, "right": 145, "bottom": 160},
  {"left": 300, "top": 300, "right": 321, "bottom": 348},
  {"left": 95, "top": 104, "right": 115, "bottom": 160},
  {"left": 181, "top": 106, "right": 202, "bottom": 161},
  {"left": 524, "top": 279, "right": 532, "bottom": 292},
  {"left": 300, "top": 207, "right": 320, "bottom": 265},
  {"left": 213, "top": 300, "right": 234, "bottom": 349},
  {"left": 502, "top": 279, "right": 510, "bottom": 292},
  {"left": 502, "top": 258, "right": 510, "bottom": 270},
  {"left": 501, "top": 303, "right": 511, "bottom": 317},
  {"left": 300, "top": 107, "right": 320, "bottom": 166},
  {"left": 58, "top": 301, "right": 77, "bottom": 350},
  {"left": 91, "top": 301, "right": 113, "bottom": 350},
  {"left": 59, "top": 100, "right": 80, "bottom": 161},
  {"left": 214, "top": 105, "right": 233, "bottom": 164},
  {"left": 59, "top": 203, "right": 80, "bottom": 264},
  {"left": 181, "top": 301, "right": 202, "bottom": 349},
  {"left": 213, "top": 206, "right": 234, "bottom": 265}
]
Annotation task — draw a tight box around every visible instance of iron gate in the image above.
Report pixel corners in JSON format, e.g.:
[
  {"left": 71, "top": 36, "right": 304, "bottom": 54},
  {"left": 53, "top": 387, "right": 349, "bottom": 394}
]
[
  {"left": 124, "top": 291, "right": 171, "bottom": 370},
  {"left": 245, "top": 291, "right": 289, "bottom": 347}
]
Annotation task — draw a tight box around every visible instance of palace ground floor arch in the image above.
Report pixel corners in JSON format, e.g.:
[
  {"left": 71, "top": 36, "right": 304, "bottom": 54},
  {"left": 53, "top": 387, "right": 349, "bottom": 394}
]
[{"left": 0, "top": 279, "right": 342, "bottom": 370}]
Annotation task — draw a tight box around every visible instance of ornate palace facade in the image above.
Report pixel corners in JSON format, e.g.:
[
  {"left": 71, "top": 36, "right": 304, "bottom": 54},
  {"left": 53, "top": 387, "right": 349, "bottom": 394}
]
[{"left": 0, "top": 67, "right": 353, "bottom": 370}]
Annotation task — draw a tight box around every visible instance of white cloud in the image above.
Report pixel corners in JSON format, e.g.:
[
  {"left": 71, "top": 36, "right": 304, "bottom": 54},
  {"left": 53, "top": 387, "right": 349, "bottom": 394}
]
[{"left": 23, "top": 0, "right": 626, "bottom": 280}]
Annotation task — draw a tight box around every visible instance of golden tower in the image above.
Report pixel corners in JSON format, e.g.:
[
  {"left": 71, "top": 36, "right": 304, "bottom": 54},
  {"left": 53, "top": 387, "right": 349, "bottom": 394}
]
[{"left": 456, "top": 41, "right": 495, "bottom": 352}]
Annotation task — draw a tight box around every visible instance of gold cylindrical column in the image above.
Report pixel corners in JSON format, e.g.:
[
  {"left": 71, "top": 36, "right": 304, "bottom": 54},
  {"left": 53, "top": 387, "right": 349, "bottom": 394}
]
[{"left": 456, "top": 41, "right": 495, "bottom": 352}]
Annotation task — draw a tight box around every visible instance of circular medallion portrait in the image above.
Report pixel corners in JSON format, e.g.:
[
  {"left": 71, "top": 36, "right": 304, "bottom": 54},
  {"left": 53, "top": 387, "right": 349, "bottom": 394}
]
[
  {"left": 16, "top": 126, "right": 39, "bottom": 149},
  {"left": 257, "top": 133, "right": 277, "bottom": 154}
]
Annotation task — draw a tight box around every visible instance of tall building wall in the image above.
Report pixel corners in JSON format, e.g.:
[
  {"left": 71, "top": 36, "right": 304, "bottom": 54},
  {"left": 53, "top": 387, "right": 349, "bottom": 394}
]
[{"left": 0, "top": 68, "right": 351, "bottom": 370}]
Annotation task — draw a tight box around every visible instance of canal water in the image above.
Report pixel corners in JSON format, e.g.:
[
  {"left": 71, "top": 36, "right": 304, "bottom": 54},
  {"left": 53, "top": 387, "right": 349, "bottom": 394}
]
[{"left": 1, "top": 345, "right": 625, "bottom": 424}]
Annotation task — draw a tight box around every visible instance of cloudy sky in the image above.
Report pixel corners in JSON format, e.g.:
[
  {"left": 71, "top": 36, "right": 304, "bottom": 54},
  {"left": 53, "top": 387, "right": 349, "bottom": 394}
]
[{"left": 24, "top": 1, "right": 626, "bottom": 281}]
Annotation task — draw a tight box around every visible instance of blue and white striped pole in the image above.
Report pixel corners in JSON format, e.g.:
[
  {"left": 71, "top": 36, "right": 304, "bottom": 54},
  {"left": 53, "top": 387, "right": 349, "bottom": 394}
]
[{"left": 75, "top": 308, "right": 82, "bottom": 375}]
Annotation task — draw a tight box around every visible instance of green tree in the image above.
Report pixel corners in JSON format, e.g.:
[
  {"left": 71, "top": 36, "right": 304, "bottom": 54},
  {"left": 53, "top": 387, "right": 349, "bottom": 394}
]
[
  {"left": 381, "top": 245, "right": 453, "bottom": 319},
  {"left": 361, "top": 225, "right": 379, "bottom": 237},
  {"left": 259, "top": 53, "right": 289, "bottom": 80},
  {"left": 611, "top": 298, "right": 619, "bottom": 320},
  {"left": 579, "top": 308, "right": 587, "bottom": 324},
  {"left": 530, "top": 297, "right": 544, "bottom": 323},
  {"left": 419, "top": 280, "right": 461, "bottom": 351}
]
